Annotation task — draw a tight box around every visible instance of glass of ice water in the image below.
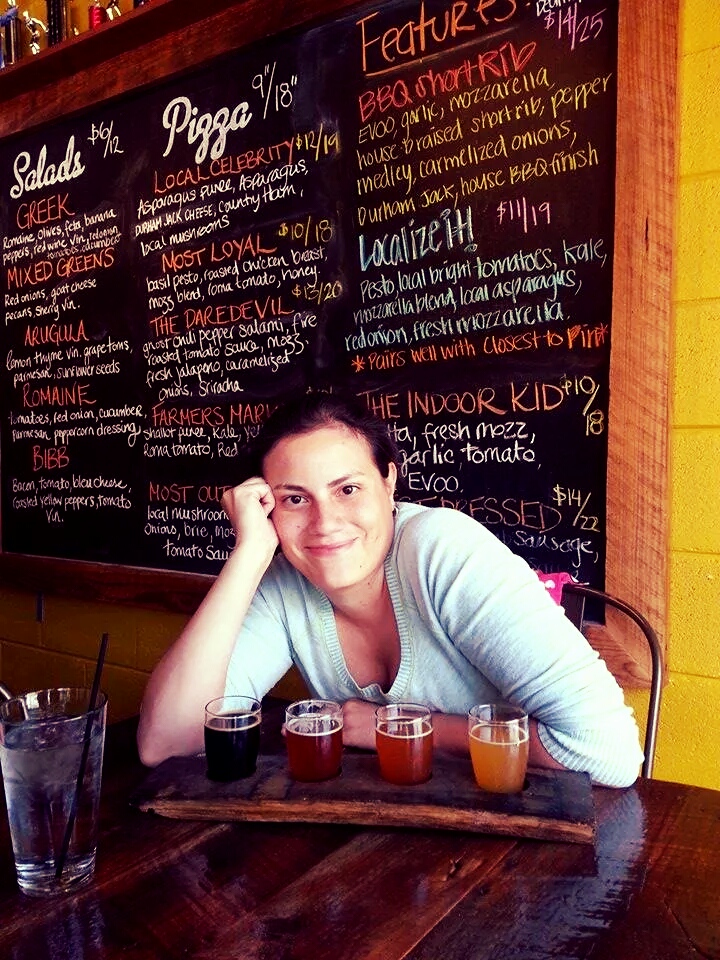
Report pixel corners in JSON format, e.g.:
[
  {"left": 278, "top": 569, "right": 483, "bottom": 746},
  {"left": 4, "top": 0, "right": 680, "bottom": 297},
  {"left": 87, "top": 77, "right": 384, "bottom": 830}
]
[{"left": 0, "top": 687, "right": 107, "bottom": 896}]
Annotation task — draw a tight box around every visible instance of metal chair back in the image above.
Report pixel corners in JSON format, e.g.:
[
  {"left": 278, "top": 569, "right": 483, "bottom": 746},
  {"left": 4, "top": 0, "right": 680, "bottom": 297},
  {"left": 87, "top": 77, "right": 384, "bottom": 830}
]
[{"left": 560, "top": 582, "right": 663, "bottom": 778}]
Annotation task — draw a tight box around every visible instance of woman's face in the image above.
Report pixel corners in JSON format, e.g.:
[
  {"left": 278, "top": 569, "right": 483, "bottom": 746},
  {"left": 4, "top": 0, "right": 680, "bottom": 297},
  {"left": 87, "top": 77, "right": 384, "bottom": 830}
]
[{"left": 263, "top": 423, "right": 397, "bottom": 600}]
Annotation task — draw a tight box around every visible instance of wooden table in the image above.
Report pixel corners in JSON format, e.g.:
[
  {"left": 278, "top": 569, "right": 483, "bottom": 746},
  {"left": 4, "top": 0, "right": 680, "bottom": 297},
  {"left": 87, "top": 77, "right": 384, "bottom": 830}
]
[{"left": 1, "top": 709, "right": 718, "bottom": 960}]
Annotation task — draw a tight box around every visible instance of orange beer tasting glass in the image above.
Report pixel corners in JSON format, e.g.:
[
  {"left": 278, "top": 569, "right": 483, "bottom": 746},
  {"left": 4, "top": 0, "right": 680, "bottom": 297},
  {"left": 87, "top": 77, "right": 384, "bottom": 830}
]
[
  {"left": 375, "top": 703, "right": 433, "bottom": 785},
  {"left": 468, "top": 703, "right": 529, "bottom": 794},
  {"left": 285, "top": 700, "right": 343, "bottom": 782}
]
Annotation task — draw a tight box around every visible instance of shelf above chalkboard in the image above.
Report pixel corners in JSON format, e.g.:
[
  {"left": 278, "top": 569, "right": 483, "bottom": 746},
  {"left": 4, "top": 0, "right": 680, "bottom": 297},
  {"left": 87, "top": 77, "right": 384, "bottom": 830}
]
[{"left": 0, "top": 0, "right": 361, "bottom": 140}]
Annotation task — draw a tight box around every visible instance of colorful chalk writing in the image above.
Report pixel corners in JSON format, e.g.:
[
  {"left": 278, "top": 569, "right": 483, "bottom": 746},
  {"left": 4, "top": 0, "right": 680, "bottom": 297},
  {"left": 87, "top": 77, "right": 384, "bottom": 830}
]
[{"left": 0, "top": 0, "right": 617, "bottom": 582}]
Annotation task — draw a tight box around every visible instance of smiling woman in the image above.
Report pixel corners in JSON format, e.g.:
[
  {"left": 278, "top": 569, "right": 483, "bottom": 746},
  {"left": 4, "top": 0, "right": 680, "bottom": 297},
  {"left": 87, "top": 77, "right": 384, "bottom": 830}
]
[
  {"left": 136, "top": 391, "right": 644, "bottom": 788},
  {"left": 263, "top": 424, "right": 396, "bottom": 598}
]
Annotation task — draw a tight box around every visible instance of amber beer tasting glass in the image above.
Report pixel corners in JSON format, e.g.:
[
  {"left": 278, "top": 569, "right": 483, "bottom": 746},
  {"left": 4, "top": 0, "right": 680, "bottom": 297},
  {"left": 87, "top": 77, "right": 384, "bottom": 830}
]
[
  {"left": 375, "top": 703, "right": 433, "bottom": 785},
  {"left": 468, "top": 703, "right": 529, "bottom": 793},
  {"left": 285, "top": 699, "right": 343, "bottom": 781}
]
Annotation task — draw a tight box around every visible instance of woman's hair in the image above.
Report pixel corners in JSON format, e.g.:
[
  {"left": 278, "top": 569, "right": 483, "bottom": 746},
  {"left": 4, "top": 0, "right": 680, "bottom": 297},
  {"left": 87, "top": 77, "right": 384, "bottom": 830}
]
[{"left": 249, "top": 392, "right": 399, "bottom": 479}]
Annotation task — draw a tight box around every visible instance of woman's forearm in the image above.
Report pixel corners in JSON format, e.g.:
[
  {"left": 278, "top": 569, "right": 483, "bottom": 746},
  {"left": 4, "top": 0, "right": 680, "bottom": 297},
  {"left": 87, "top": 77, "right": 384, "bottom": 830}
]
[
  {"left": 432, "top": 713, "right": 564, "bottom": 771},
  {"left": 136, "top": 541, "right": 273, "bottom": 766},
  {"left": 343, "top": 704, "right": 565, "bottom": 772}
]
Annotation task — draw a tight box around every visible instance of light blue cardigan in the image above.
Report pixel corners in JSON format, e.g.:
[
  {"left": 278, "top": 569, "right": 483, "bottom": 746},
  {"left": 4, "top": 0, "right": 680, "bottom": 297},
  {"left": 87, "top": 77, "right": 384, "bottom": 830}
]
[{"left": 226, "top": 502, "right": 643, "bottom": 787}]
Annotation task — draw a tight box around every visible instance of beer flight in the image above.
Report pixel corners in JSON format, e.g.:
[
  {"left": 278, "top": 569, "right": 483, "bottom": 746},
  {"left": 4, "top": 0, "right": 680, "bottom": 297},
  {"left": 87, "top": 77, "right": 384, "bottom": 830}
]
[{"left": 204, "top": 697, "right": 530, "bottom": 793}]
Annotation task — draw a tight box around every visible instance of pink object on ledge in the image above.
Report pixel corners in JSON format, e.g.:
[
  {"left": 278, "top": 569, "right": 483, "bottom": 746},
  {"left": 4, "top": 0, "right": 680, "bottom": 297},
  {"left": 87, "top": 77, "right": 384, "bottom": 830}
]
[{"left": 536, "top": 571, "right": 577, "bottom": 606}]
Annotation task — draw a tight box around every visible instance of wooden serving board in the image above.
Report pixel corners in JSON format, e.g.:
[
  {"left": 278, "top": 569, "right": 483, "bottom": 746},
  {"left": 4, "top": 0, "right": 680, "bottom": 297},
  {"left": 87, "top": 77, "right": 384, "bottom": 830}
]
[{"left": 131, "top": 753, "right": 596, "bottom": 844}]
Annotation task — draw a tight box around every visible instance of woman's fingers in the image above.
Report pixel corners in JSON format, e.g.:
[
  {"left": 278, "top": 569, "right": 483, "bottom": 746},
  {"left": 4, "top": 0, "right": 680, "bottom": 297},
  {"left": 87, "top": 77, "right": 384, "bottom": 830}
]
[
  {"left": 340, "top": 699, "right": 377, "bottom": 751},
  {"left": 221, "top": 479, "right": 279, "bottom": 550},
  {"left": 222, "top": 478, "right": 274, "bottom": 522}
]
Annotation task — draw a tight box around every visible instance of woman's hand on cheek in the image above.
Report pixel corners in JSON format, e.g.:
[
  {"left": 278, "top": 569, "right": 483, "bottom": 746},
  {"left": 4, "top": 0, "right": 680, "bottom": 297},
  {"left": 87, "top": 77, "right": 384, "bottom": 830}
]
[
  {"left": 221, "top": 479, "right": 279, "bottom": 557},
  {"left": 341, "top": 699, "right": 378, "bottom": 751}
]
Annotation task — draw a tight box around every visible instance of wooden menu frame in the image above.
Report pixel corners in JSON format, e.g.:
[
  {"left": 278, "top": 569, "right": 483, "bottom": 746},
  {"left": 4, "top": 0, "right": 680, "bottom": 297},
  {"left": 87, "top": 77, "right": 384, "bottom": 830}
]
[{"left": 0, "top": 0, "right": 677, "bottom": 685}]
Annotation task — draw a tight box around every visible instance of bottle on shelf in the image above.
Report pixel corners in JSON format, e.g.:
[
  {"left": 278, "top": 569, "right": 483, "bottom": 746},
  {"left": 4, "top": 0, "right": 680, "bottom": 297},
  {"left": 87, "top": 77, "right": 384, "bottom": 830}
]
[
  {"left": 46, "top": 0, "right": 68, "bottom": 45},
  {"left": 1, "top": 0, "right": 22, "bottom": 66},
  {"left": 88, "top": 0, "right": 106, "bottom": 29},
  {"left": 22, "top": 9, "right": 47, "bottom": 54}
]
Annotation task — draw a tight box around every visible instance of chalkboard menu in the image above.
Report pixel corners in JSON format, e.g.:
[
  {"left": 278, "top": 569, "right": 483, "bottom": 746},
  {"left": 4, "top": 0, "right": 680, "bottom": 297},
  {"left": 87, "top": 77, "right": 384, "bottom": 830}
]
[{"left": 1, "top": 0, "right": 618, "bottom": 582}]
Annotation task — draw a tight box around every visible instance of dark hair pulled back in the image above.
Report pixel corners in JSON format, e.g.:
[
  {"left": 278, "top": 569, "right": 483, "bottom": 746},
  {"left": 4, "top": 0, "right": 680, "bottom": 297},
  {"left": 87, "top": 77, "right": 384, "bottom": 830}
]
[{"left": 250, "top": 392, "right": 399, "bottom": 480}]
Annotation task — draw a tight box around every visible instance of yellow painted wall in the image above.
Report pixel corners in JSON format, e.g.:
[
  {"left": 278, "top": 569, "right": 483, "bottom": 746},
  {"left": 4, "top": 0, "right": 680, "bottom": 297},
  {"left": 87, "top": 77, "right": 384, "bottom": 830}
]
[
  {"left": 640, "top": 0, "right": 720, "bottom": 789},
  {"left": 2, "top": 0, "right": 719, "bottom": 787}
]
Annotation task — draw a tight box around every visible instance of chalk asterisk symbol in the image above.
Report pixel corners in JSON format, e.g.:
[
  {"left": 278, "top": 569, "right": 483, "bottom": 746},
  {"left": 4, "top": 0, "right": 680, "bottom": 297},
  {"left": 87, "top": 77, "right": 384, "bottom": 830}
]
[{"left": 351, "top": 355, "right": 366, "bottom": 372}]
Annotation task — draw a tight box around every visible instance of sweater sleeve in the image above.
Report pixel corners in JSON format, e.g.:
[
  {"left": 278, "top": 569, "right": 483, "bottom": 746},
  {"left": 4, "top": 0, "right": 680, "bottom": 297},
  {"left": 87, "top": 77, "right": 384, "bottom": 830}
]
[
  {"left": 398, "top": 508, "right": 644, "bottom": 788},
  {"left": 224, "top": 577, "right": 294, "bottom": 701}
]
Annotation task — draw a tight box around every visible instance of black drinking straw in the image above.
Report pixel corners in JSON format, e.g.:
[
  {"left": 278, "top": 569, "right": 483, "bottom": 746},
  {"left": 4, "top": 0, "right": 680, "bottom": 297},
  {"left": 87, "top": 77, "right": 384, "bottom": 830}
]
[{"left": 55, "top": 632, "right": 109, "bottom": 880}]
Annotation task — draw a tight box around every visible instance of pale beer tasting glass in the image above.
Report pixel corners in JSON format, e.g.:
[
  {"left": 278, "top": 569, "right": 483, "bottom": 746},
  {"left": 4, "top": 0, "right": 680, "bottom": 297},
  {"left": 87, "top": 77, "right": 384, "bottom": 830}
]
[
  {"left": 467, "top": 703, "right": 529, "bottom": 794},
  {"left": 284, "top": 699, "right": 343, "bottom": 782},
  {"left": 204, "top": 696, "right": 261, "bottom": 782},
  {"left": 0, "top": 687, "right": 107, "bottom": 897},
  {"left": 375, "top": 703, "right": 434, "bottom": 785}
]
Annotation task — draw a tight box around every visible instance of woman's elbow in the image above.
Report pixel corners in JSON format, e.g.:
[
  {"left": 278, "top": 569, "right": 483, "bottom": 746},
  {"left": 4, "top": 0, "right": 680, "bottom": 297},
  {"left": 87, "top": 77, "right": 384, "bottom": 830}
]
[
  {"left": 592, "top": 768, "right": 640, "bottom": 789},
  {"left": 137, "top": 736, "right": 166, "bottom": 768},
  {"left": 136, "top": 711, "right": 173, "bottom": 767},
  {"left": 137, "top": 725, "right": 166, "bottom": 767},
  {"left": 136, "top": 712, "right": 204, "bottom": 767},
  {"left": 592, "top": 752, "right": 643, "bottom": 789},
  {"left": 538, "top": 722, "right": 643, "bottom": 789}
]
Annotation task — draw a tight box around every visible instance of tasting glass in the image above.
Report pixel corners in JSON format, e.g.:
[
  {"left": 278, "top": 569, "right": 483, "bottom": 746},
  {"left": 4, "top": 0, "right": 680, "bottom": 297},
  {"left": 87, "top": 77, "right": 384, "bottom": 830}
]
[
  {"left": 204, "top": 696, "right": 261, "bottom": 782},
  {"left": 467, "top": 703, "right": 529, "bottom": 794},
  {"left": 285, "top": 699, "right": 343, "bottom": 781},
  {"left": 375, "top": 703, "right": 433, "bottom": 785}
]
